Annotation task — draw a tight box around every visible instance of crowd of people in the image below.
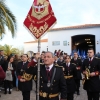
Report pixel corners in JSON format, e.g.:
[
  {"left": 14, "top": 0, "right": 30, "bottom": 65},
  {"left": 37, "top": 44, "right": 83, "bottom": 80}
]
[{"left": 0, "top": 48, "right": 100, "bottom": 100}]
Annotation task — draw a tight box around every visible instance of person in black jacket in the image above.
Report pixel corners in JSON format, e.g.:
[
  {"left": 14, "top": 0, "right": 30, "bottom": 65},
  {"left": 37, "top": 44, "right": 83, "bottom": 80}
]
[
  {"left": 63, "top": 55, "right": 77, "bottom": 100},
  {"left": 82, "top": 48, "right": 100, "bottom": 100},
  {"left": 0, "top": 50, "right": 5, "bottom": 70},
  {"left": 57, "top": 56, "right": 64, "bottom": 66},
  {"left": 16, "top": 54, "right": 31, "bottom": 100},
  {"left": 71, "top": 52, "right": 82, "bottom": 95},
  {"left": 28, "top": 51, "right": 67, "bottom": 100}
]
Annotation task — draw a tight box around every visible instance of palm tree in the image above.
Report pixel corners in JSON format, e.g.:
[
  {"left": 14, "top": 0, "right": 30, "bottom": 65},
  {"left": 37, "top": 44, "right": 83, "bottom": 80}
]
[
  {"left": 0, "top": 0, "right": 17, "bottom": 39},
  {"left": 0, "top": 44, "right": 19, "bottom": 56}
]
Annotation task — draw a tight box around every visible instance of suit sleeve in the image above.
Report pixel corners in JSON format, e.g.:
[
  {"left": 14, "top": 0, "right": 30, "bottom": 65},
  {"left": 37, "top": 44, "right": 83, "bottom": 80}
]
[
  {"left": 82, "top": 60, "right": 86, "bottom": 73},
  {"left": 3, "top": 61, "right": 8, "bottom": 72},
  {"left": 79, "top": 59, "right": 82, "bottom": 72},
  {"left": 73, "top": 65, "right": 77, "bottom": 78},
  {"left": 16, "top": 62, "right": 21, "bottom": 80},
  {"left": 59, "top": 68, "right": 67, "bottom": 99},
  {"left": 29, "top": 60, "right": 37, "bottom": 76},
  {"left": 95, "top": 58, "right": 100, "bottom": 76}
]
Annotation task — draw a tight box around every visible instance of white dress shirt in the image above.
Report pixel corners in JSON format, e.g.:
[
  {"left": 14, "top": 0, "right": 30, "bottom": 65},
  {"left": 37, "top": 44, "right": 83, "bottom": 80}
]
[
  {"left": 66, "top": 62, "right": 70, "bottom": 67},
  {"left": 45, "top": 64, "right": 53, "bottom": 71}
]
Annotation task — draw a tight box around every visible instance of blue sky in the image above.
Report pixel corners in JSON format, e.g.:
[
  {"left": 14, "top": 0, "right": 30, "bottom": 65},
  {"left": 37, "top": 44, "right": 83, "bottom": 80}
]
[{"left": 1, "top": 0, "right": 100, "bottom": 48}]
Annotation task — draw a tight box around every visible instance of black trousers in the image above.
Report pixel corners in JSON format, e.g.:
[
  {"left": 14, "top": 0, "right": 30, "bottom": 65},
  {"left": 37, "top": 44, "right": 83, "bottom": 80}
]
[
  {"left": 4, "top": 80, "right": 11, "bottom": 92},
  {"left": 87, "top": 91, "right": 99, "bottom": 100},
  {"left": 22, "top": 91, "right": 30, "bottom": 100},
  {"left": 75, "top": 79, "right": 80, "bottom": 93},
  {"left": 67, "top": 93, "right": 74, "bottom": 100}
]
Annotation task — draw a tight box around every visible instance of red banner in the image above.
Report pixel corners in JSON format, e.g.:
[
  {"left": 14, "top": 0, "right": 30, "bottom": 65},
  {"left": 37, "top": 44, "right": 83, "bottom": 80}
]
[{"left": 24, "top": 0, "right": 57, "bottom": 39}]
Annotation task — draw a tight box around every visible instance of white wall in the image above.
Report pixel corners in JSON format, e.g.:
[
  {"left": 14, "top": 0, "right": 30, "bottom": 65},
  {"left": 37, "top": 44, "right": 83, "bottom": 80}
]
[
  {"left": 24, "top": 42, "right": 48, "bottom": 53},
  {"left": 48, "top": 27, "right": 100, "bottom": 54}
]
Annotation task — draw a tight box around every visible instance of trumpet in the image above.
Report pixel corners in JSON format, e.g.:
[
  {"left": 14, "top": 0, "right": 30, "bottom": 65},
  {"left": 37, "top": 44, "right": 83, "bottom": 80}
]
[
  {"left": 82, "top": 68, "right": 90, "bottom": 85},
  {"left": 85, "top": 68, "right": 90, "bottom": 80},
  {"left": 21, "top": 71, "right": 33, "bottom": 81}
]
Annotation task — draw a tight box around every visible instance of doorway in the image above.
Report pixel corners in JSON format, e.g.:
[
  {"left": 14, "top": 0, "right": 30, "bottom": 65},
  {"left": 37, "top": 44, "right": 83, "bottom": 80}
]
[{"left": 71, "top": 34, "right": 95, "bottom": 56}]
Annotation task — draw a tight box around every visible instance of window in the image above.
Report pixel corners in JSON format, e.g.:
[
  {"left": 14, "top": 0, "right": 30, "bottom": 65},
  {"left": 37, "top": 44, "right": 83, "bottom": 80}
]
[
  {"left": 63, "top": 41, "right": 67, "bottom": 46},
  {"left": 52, "top": 41, "right": 60, "bottom": 46}
]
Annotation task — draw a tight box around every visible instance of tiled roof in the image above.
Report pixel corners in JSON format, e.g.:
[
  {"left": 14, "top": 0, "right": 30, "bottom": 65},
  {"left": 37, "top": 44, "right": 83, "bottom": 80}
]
[
  {"left": 50, "top": 24, "right": 100, "bottom": 31},
  {"left": 24, "top": 39, "right": 48, "bottom": 43}
]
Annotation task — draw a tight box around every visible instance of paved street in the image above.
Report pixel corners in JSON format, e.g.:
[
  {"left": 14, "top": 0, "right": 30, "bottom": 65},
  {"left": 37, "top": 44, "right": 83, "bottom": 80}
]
[{"left": 0, "top": 80, "right": 98, "bottom": 100}]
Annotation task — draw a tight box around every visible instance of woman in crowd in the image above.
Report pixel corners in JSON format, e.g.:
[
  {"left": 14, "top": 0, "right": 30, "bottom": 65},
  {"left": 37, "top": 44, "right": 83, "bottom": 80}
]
[{"left": 4, "top": 55, "right": 14, "bottom": 94}]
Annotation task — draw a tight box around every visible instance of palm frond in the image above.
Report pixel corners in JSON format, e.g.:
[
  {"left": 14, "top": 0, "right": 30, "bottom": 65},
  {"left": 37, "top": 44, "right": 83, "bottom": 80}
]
[{"left": 0, "top": 0, "right": 17, "bottom": 39}]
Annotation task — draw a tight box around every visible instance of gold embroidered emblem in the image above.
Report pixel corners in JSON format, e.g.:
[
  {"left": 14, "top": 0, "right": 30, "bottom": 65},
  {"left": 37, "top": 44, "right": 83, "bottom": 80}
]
[
  {"left": 31, "top": 0, "right": 49, "bottom": 20},
  {"left": 43, "top": 92, "right": 47, "bottom": 97}
]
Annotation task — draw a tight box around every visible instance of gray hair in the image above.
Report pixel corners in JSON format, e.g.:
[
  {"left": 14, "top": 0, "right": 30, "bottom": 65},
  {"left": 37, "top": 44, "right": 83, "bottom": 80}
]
[{"left": 44, "top": 51, "right": 55, "bottom": 58}]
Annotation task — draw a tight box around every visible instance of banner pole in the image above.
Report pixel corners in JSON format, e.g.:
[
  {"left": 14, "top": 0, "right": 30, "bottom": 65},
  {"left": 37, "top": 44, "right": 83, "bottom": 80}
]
[{"left": 36, "top": 38, "right": 41, "bottom": 100}]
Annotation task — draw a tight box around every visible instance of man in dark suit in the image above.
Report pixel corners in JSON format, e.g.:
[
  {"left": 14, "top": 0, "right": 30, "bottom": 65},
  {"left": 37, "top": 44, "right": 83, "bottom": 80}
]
[
  {"left": 71, "top": 52, "right": 82, "bottom": 95},
  {"left": 57, "top": 56, "right": 64, "bottom": 66},
  {"left": 63, "top": 55, "right": 77, "bottom": 100},
  {"left": 29, "top": 51, "right": 67, "bottom": 100},
  {"left": 16, "top": 54, "right": 32, "bottom": 100},
  {"left": 40, "top": 51, "right": 45, "bottom": 63},
  {"left": 82, "top": 48, "right": 100, "bottom": 100},
  {"left": 0, "top": 50, "right": 4, "bottom": 70}
]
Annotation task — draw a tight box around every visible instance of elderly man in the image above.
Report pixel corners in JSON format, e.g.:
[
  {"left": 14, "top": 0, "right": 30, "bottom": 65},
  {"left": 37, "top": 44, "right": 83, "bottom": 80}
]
[{"left": 29, "top": 51, "right": 67, "bottom": 100}]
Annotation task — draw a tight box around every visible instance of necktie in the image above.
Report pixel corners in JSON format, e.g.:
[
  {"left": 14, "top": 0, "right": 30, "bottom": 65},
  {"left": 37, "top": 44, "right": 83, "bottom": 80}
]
[
  {"left": 46, "top": 67, "right": 49, "bottom": 71},
  {"left": 23, "top": 62, "right": 25, "bottom": 65},
  {"left": 89, "top": 58, "right": 92, "bottom": 62},
  {"left": 46, "top": 67, "right": 50, "bottom": 81}
]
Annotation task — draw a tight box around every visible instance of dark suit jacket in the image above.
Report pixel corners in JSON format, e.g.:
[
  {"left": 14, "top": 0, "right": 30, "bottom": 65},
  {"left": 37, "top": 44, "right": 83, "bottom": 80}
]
[
  {"left": 82, "top": 58, "right": 100, "bottom": 92},
  {"left": 71, "top": 58, "right": 82, "bottom": 80},
  {"left": 0, "top": 56, "right": 4, "bottom": 66},
  {"left": 57, "top": 60, "right": 64, "bottom": 66},
  {"left": 16, "top": 61, "right": 32, "bottom": 91},
  {"left": 32, "top": 63, "right": 67, "bottom": 100},
  {"left": 63, "top": 63, "right": 77, "bottom": 93}
]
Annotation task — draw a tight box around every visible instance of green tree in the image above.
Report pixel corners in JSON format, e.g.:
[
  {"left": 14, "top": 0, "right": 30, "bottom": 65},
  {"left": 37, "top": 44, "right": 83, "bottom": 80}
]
[
  {"left": 0, "top": 44, "right": 19, "bottom": 56},
  {"left": 0, "top": 0, "right": 17, "bottom": 39}
]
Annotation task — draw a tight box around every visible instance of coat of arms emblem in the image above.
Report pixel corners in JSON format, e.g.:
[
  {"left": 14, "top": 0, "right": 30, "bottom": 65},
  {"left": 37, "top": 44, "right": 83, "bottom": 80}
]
[{"left": 31, "top": 0, "right": 49, "bottom": 20}]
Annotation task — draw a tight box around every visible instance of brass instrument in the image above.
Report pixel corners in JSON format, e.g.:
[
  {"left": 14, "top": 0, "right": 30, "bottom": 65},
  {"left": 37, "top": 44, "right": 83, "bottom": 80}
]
[
  {"left": 21, "top": 71, "right": 33, "bottom": 81},
  {"left": 85, "top": 68, "right": 90, "bottom": 80},
  {"left": 82, "top": 68, "right": 90, "bottom": 85}
]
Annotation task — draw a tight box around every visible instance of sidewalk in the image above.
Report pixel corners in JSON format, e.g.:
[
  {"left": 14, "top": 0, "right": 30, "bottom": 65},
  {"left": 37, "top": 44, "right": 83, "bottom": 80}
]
[{"left": 0, "top": 81, "right": 88, "bottom": 100}]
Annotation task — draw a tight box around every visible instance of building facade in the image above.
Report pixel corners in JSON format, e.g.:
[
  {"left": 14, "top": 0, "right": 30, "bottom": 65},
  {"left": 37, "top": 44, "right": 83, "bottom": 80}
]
[{"left": 24, "top": 24, "right": 100, "bottom": 55}]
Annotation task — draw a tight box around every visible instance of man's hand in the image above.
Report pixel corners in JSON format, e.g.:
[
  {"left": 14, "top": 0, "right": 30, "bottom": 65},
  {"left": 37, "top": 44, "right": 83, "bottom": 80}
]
[
  {"left": 20, "top": 78, "right": 26, "bottom": 82},
  {"left": 83, "top": 71, "right": 87, "bottom": 75},
  {"left": 90, "top": 72, "right": 95, "bottom": 77},
  {"left": 62, "top": 67, "right": 65, "bottom": 71},
  {"left": 7, "top": 67, "right": 10, "bottom": 70},
  {"left": 76, "top": 67, "right": 80, "bottom": 70}
]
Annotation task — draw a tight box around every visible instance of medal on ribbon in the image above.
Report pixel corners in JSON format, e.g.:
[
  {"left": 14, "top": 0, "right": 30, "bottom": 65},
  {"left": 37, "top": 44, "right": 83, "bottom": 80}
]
[
  {"left": 47, "top": 80, "right": 51, "bottom": 87},
  {"left": 68, "top": 71, "right": 70, "bottom": 75},
  {"left": 88, "top": 64, "right": 91, "bottom": 69}
]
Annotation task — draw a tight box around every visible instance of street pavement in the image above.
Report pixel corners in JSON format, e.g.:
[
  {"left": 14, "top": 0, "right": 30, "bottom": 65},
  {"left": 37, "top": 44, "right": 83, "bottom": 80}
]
[{"left": 0, "top": 80, "right": 97, "bottom": 100}]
